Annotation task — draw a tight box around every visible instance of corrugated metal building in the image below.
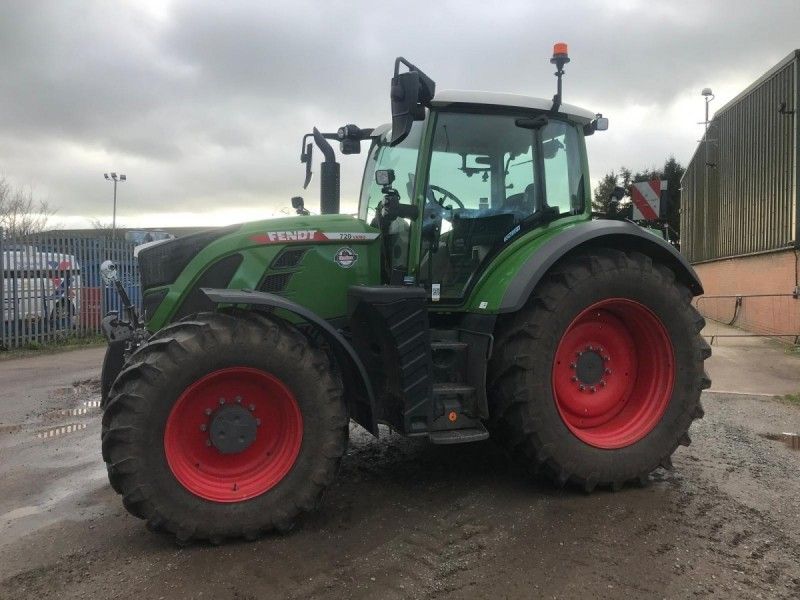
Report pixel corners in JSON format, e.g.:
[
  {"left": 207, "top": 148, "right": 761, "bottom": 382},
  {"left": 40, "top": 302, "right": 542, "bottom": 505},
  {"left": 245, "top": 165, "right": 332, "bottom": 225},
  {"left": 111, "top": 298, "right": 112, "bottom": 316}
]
[{"left": 681, "top": 50, "right": 799, "bottom": 336}]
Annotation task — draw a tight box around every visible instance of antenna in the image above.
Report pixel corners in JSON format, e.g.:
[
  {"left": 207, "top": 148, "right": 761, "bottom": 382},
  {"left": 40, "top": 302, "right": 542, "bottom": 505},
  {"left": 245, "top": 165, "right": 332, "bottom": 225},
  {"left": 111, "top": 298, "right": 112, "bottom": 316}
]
[{"left": 550, "top": 42, "right": 570, "bottom": 112}]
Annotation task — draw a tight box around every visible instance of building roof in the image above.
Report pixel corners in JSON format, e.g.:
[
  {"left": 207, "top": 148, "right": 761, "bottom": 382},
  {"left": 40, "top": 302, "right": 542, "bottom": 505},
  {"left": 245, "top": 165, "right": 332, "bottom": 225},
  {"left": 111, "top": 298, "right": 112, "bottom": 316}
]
[
  {"left": 681, "top": 49, "right": 799, "bottom": 181},
  {"left": 713, "top": 49, "right": 799, "bottom": 119},
  {"left": 431, "top": 89, "right": 597, "bottom": 123}
]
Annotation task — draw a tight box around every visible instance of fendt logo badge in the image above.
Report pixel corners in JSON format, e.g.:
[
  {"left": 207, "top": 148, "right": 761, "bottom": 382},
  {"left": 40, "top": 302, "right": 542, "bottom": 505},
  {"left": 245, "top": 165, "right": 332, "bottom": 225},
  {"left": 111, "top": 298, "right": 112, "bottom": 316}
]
[
  {"left": 266, "top": 230, "right": 318, "bottom": 242},
  {"left": 334, "top": 247, "right": 358, "bottom": 269},
  {"left": 249, "top": 230, "right": 380, "bottom": 245}
]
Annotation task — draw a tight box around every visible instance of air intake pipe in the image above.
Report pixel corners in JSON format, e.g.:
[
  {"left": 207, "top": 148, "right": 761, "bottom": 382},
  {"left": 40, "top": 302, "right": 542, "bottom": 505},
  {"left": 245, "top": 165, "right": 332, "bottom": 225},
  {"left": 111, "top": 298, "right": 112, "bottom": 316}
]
[{"left": 313, "top": 127, "right": 340, "bottom": 215}]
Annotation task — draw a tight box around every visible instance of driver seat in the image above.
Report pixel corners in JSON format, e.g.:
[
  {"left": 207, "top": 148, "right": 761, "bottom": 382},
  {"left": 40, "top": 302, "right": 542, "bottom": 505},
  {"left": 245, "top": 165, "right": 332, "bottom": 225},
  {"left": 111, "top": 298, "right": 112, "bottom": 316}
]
[{"left": 502, "top": 183, "right": 544, "bottom": 216}]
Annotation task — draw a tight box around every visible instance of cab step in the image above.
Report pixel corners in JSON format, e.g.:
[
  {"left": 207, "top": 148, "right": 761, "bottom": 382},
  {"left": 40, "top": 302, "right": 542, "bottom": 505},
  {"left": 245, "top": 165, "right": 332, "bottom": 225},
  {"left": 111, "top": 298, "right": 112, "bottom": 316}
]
[{"left": 429, "top": 423, "right": 489, "bottom": 445}]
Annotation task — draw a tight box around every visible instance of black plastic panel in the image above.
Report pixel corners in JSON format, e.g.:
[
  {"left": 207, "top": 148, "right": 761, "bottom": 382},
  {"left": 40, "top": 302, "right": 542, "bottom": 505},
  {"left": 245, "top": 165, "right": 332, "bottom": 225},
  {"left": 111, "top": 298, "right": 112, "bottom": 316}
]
[
  {"left": 141, "top": 288, "right": 168, "bottom": 323},
  {"left": 347, "top": 285, "right": 433, "bottom": 433},
  {"left": 172, "top": 253, "right": 243, "bottom": 321}
]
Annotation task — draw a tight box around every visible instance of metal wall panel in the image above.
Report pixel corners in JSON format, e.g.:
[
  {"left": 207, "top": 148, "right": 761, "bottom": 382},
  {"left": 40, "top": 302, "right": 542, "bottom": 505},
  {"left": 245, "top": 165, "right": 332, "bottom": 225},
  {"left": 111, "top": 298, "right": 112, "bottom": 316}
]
[{"left": 681, "top": 51, "right": 798, "bottom": 262}]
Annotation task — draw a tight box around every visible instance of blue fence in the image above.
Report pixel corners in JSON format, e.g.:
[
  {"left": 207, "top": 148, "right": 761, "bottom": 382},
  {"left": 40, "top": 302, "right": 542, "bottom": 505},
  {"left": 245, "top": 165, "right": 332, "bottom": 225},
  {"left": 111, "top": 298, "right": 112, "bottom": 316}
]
[{"left": 0, "top": 232, "right": 141, "bottom": 350}]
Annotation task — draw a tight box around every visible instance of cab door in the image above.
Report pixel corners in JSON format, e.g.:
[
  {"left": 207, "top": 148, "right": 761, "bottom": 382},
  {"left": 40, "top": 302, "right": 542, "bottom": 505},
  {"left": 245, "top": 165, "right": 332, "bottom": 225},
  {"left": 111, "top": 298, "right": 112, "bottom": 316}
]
[{"left": 415, "top": 109, "right": 585, "bottom": 304}]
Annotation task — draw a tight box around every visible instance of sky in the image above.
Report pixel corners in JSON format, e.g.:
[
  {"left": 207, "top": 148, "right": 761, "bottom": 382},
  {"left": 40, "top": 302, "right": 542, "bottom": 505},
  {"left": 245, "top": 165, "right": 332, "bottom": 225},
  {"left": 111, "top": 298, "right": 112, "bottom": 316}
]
[{"left": 0, "top": 0, "right": 798, "bottom": 230}]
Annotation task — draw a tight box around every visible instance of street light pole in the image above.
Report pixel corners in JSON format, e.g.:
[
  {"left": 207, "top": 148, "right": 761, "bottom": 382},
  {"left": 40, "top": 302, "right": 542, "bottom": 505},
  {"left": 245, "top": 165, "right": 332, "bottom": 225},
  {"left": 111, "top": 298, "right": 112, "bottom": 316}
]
[{"left": 104, "top": 172, "right": 127, "bottom": 239}]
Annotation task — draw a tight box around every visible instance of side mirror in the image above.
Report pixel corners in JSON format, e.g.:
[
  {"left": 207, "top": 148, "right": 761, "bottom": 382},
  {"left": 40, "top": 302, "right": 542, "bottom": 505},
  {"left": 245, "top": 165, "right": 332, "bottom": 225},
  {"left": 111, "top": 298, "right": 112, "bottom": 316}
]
[
  {"left": 390, "top": 57, "right": 435, "bottom": 146},
  {"left": 584, "top": 115, "right": 609, "bottom": 136},
  {"left": 100, "top": 259, "right": 119, "bottom": 284},
  {"left": 375, "top": 169, "right": 395, "bottom": 187}
]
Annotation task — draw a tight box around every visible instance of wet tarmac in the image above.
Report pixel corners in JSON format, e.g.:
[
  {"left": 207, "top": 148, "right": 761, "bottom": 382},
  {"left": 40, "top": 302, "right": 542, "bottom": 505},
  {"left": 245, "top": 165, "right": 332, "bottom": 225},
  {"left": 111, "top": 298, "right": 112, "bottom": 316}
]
[{"left": 1, "top": 344, "right": 800, "bottom": 599}]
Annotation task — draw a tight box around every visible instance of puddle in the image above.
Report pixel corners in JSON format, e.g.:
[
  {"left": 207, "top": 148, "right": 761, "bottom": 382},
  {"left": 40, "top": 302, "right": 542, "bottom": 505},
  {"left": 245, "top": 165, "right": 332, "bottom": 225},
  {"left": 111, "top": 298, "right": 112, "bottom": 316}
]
[
  {"left": 35, "top": 422, "right": 88, "bottom": 439},
  {"left": 758, "top": 431, "right": 800, "bottom": 449},
  {"left": 58, "top": 399, "right": 101, "bottom": 417},
  {"left": 42, "top": 399, "right": 102, "bottom": 422},
  {"left": 51, "top": 379, "right": 101, "bottom": 399}
]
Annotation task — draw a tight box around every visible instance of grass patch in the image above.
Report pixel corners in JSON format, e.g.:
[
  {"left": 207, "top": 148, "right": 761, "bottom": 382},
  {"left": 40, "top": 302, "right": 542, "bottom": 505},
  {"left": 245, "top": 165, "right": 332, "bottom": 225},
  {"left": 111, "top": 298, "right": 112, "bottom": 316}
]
[
  {"left": 782, "top": 392, "right": 800, "bottom": 405},
  {"left": 0, "top": 334, "right": 106, "bottom": 361}
]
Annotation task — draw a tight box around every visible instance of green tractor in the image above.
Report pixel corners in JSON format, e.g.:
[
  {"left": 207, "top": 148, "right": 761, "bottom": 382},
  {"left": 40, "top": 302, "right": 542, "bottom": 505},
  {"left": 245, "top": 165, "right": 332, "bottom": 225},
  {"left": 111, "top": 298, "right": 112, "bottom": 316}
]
[{"left": 100, "top": 44, "right": 710, "bottom": 543}]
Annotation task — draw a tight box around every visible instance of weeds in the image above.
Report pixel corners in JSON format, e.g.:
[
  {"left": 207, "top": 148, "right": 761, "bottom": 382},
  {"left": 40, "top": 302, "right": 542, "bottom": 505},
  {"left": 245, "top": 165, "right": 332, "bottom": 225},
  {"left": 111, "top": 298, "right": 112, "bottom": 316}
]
[{"left": 0, "top": 334, "right": 106, "bottom": 361}]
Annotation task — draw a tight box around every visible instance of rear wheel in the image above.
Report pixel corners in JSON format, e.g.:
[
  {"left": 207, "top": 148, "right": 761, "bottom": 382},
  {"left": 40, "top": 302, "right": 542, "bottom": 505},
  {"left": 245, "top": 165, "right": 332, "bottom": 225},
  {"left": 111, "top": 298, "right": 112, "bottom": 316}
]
[
  {"left": 489, "top": 249, "right": 710, "bottom": 491},
  {"left": 102, "top": 311, "right": 348, "bottom": 542}
]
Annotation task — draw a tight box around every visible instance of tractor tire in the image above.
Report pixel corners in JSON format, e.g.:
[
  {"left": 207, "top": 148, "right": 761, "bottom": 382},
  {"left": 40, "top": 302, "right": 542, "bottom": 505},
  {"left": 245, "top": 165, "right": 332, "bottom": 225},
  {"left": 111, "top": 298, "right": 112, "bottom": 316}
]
[
  {"left": 101, "top": 311, "right": 348, "bottom": 543},
  {"left": 488, "top": 249, "right": 710, "bottom": 491}
]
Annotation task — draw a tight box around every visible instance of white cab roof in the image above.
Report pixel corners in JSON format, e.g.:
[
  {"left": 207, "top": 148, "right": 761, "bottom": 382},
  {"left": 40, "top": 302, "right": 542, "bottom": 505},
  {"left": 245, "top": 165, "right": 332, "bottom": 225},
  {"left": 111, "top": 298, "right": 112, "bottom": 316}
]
[{"left": 431, "top": 89, "right": 596, "bottom": 123}]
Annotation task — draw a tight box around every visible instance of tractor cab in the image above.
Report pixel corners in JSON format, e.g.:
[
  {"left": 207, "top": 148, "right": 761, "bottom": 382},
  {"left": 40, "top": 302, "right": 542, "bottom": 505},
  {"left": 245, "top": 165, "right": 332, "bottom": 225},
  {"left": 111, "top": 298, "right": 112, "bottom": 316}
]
[
  {"left": 359, "top": 93, "right": 598, "bottom": 302},
  {"left": 298, "top": 50, "right": 608, "bottom": 305}
]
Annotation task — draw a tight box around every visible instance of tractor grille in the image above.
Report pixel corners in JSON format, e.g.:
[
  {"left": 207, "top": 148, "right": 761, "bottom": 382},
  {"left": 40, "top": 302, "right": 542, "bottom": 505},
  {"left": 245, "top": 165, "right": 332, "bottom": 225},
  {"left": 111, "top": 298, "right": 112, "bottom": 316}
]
[
  {"left": 259, "top": 272, "right": 293, "bottom": 294},
  {"left": 270, "top": 247, "right": 308, "bottom": 269},
  {"left": 138, "top": 225, "right": 239, "bottom": 290}
]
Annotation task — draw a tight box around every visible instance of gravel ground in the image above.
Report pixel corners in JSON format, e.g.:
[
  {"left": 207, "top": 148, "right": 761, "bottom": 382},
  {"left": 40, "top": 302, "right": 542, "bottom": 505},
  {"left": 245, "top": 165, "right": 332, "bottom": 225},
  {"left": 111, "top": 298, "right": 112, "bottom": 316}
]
[{"left": 2, "top": 374, "right": 800, "bottom": 599}]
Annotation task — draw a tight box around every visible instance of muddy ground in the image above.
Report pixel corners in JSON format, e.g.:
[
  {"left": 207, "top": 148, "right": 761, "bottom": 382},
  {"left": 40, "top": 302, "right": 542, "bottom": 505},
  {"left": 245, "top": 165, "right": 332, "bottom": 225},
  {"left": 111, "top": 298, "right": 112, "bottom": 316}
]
[{"left": 2, "top": 363, "right": 800, "bottom": 600}]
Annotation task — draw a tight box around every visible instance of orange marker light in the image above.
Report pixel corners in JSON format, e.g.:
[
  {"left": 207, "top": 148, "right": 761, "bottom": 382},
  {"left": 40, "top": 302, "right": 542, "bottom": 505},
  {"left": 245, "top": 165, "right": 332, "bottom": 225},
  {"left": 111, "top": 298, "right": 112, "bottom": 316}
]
[
  {"left": 553, "top": 42, "right": 569, "bottom": 56},
  {"left": 448, "top": 411, "right": 458, "bottom": 423}
]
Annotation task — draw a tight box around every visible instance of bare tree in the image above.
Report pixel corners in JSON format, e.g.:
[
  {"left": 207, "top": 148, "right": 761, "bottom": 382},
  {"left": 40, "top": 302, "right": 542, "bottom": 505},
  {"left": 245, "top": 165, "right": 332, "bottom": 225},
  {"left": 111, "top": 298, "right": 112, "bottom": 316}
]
[
  {"left": 0, "top": 176, "right": 55, "bottom": 237},
  {"left": 90, "top": 218, "right": 122, "bottom": 231}
]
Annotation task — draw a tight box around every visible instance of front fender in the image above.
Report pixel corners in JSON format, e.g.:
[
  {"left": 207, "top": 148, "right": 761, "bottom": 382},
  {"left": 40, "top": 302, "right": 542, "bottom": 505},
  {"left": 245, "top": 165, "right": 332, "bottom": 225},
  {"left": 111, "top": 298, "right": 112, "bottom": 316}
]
[
  {"left": 497, "top": 220, "right": 703, "bottom": 313},
  {"left": 201, "top": 288, "right": 378, "bottom": 435}
]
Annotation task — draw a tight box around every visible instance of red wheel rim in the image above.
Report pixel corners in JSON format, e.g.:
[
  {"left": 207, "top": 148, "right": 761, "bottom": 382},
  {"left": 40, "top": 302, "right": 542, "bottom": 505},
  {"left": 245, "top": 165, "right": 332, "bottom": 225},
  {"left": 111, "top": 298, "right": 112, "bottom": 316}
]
[
  {"left": 164, "top": 367, "right": 303, "bottom": 502},
  {"left": 552, "top": 299, "right": 674, "bottom": 449}
]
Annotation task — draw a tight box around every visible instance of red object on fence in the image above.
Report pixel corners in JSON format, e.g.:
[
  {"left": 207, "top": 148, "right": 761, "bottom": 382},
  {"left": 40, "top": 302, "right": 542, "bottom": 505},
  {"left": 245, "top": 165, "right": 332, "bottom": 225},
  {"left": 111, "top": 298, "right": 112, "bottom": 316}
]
[{"left": 80, "top": 287, "right": 102, "bottom": 331}]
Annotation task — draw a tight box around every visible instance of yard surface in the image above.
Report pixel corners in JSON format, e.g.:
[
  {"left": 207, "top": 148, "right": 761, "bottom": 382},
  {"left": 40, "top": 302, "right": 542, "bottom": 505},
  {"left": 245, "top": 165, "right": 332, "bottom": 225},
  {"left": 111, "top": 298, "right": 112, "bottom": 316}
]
[{"left": 1, "top": 324, "right": 799, "bottom": 599}]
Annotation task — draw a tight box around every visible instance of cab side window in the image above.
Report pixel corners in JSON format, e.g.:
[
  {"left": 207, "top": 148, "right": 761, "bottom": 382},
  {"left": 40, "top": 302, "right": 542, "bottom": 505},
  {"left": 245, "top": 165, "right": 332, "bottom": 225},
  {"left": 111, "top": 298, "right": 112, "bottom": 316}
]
[
  {"left": 419, "top": 111, "right": 584, "bottom": 302},
  {"left": 542, "top": 121, "right": 584, "bottom": 215}
]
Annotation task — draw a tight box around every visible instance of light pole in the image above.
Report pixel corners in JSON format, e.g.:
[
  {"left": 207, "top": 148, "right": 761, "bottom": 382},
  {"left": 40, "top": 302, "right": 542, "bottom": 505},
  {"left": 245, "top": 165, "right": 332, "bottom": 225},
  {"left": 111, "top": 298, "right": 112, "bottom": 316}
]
[
  {"left": 104, "top": 172, "right": 127, "bottom": 239},
  {"left": 700, "top": 88, "right": 714, "bottom": 257}
]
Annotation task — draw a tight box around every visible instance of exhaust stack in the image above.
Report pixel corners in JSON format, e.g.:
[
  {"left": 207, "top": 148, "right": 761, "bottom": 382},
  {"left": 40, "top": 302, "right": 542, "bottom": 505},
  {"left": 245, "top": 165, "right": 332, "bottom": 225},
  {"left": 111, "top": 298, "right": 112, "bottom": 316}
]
[{"left": 312, "top": 127, "right": 340, "bottom": 214}]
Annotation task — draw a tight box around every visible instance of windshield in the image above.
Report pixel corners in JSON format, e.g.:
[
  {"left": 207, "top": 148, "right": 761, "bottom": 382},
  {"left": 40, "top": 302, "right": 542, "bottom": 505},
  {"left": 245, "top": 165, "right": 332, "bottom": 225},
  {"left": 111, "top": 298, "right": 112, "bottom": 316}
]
[{"left": 359, "top": 121, "right": 424, "bottom": 224}]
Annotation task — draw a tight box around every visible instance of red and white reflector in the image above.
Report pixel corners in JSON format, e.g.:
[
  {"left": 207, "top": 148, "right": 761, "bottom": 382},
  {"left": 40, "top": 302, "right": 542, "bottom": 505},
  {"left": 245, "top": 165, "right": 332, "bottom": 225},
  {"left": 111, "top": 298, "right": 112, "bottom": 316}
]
[{"left": 630, "top": 180, "right": 667, "bottom": 221}]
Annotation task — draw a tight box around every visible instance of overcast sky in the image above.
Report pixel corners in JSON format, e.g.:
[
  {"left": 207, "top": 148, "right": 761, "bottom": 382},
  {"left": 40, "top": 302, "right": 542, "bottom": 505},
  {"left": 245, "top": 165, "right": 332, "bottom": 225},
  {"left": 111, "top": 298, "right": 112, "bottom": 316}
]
[{"left": 1, "top": 0, "right": 798, "bottom": 229}]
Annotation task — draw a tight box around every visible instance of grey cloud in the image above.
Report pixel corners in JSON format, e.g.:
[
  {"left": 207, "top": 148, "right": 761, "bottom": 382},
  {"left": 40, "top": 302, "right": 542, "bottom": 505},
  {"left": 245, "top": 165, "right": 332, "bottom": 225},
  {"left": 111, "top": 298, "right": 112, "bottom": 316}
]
[{"left": 0, "top": 0, "right": 797, "bottom": 224}]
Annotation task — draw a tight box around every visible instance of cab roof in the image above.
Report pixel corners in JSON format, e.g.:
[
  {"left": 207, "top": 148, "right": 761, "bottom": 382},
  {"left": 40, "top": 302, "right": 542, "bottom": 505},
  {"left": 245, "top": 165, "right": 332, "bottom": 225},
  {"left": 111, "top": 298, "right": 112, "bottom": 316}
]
[{"left": 431, "top": 89, "right": 596, "bottom": 123}]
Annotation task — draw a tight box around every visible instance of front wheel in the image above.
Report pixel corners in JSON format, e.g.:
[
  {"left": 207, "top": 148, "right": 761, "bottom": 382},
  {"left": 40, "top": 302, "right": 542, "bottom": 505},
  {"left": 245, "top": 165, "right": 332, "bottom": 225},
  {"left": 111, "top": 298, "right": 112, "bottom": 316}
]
[
  {"left": 101, "top": 311, "right": 348, "bottom": 542},
  {"left": 488, "top": 249, "right": 710, "bottom": 491}
]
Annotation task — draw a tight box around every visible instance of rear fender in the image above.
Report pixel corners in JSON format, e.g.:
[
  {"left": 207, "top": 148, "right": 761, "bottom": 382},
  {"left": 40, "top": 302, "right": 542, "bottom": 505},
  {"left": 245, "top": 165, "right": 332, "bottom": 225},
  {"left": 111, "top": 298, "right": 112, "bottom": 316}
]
[
  {"left": 201, "top": 288, "right": 378, "bottom": 435},
  {"left": 500, "top": 220, "right": 703, "bottom": 313}
]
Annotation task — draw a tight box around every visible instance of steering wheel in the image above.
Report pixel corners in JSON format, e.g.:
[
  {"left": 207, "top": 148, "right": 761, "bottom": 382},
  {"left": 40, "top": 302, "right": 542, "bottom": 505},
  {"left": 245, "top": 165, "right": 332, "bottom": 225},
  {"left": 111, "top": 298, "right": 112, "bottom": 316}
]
[{"left": 428, "top": 184, "right": 465, "bottom": 209}]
